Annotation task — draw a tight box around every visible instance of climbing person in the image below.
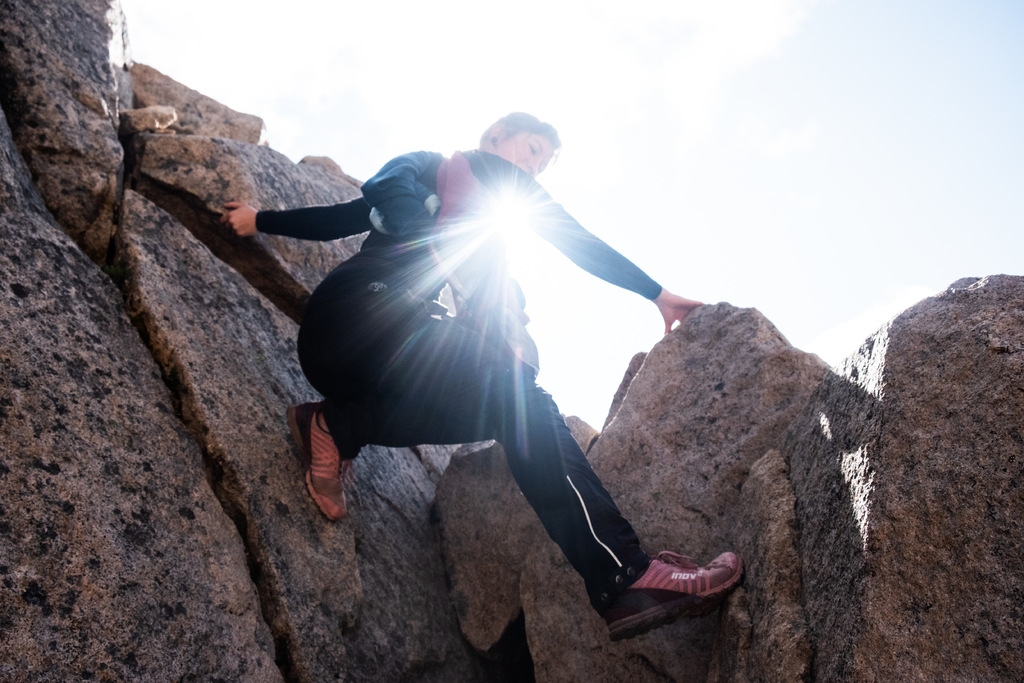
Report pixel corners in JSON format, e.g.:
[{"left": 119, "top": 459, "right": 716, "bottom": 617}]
[{"left": 220, "top": 113, "right": 742, "bottom": 641}]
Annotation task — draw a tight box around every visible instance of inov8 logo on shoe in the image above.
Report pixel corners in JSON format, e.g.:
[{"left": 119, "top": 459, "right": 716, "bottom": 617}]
[{"left": 604, "top": 550, "right": 743, "bottom": 642}]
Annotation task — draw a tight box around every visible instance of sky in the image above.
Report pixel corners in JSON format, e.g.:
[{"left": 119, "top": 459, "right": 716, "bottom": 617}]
[{"left": 119, "top": 0, "right": 1023, "bottom": 428}]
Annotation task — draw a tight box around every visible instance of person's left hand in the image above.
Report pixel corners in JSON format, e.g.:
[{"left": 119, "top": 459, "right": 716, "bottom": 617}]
[{"left": 654, "top": 289, "right": 702, "bottom": 334}]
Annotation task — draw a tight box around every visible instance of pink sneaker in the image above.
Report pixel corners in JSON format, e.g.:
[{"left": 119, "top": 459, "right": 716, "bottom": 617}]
[
  {"left": 605, "top": 551, "right": 742, "bottom": 641},
  {"left": 287, "top": 402, "right": 354, "bottom": 521}
]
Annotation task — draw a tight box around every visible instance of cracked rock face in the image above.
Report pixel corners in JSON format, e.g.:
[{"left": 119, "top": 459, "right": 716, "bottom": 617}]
[
  {"left": 412, "top": 443, "right": 466, "bottom": 483},
  {"left": 0, "top": 108, "right": 279, "bottom": 683},
  {"left": 0, "top": 0, "right": 130, "bottom": 261},
  {"left": 117, "top": 190, "right": 479, "bottom": 682},
  {"left": 785, "top": 275, "right": 1024, "bottom": 682},
  {"left": 117, "top": 189, "right": 361, "bottom": 683},
  {"left": 130, "top": 132, "right": 365, "bottom": 321},
  {"left": 520, "top": 303, "right": 827, "bottom": 683}
]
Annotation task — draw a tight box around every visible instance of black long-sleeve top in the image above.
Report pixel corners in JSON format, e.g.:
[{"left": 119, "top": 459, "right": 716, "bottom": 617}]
[{"left": 256, "top": 150, "right": 663, "bottom": 302}]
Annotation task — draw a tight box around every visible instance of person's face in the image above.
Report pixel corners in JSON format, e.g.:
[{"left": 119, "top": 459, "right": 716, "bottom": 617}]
[{"left": 488, "top": 130, "right": 555, "bottom": 177}]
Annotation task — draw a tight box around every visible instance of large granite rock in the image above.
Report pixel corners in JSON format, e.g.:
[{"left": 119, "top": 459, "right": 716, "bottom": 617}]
[
  {"left": 117, "top": 189, "right": 358, "bottom": 682},
  {"left": 434, "top": 442, "right": 541, "bottom": 660},
  {"left": 412, "top": 443, "right": 467, "bottom": 483},
  {"left": 117, "top": 190, "right": 479, "bottom": 682},
  {"left": 0, "top": 0, "right": 130, "bottom": 261},
  {"left": 130, "top": 133, "right": 365, "bottom": 321},
  {"left": 706, "top": 449, "right": 812, "bottom": 683},
  {"left": 343, "top": 444, "right": 484, "bottom": 683},
  {"left": 299, "top": 154, "right": 364, "bottom": 189},
  {"left": 521, "top": 303, "right": 828, "bottom": 682},
  {"left": 784, "top": 276, "right": 1024, "bottom": 682},
  {"left": 131, "top": 63, "right": 266, "bottom": 144},
  {"left": 0, "top": 108, "right": 280, "bottom": 682}
]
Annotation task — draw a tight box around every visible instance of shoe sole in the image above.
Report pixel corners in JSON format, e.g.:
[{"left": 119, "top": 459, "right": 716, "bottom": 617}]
[
  {"left": 304, "top": 470, "right": 346, "bottom": 521},
  {"left": 608, "top": 558, "right": 744, "bottom": 642}
]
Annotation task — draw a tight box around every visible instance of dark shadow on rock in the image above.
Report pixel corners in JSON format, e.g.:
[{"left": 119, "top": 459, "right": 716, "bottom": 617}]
[
  {"left": 783, "top": 362, "right": 882, "bottom": 682},
  {"left": 783, "top": 276, "right": 1024, "bottom": 681}
]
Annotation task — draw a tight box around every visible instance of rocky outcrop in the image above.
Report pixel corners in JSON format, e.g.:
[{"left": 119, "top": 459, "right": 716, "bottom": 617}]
[
  {"left": 0, "top": 107, "right": 279, "bottom": 683},
  {"left": 299, "top": 154, "right": 364, "bottom": 189},
  {"left": 5, "top": 3, "right": 1024, "bottom": 677},
  {"left": 0, "top": 0, "right": 131, "bottom": 261},
  {"left": 412, "top": 443, "right": 467, "bottom": 483},
  {"left": 434, "top": 442, "right": 540, "bottom": 660},
  {"left": 131, "top": 63, "right": 266, "bottom": 144},
  {"left": 707, "top": 449, "right": 812, "bottom": 683},
  {"left": 784, "top": 275, "right": 1024, "bottom": 682},
  {"left": 117, "top": 189, "right": 358, "bottom": 682},
  {"left": 119, "top": 105, "right": 178, "bottom": 135},
  {"left": 343, "top": 444, "right": 484, "bottom": 683},
  {"left": 117, "top": 190, "right": 478, "bottom": 682},
  {"left": 520, "top": 304, "right": 827, "bottom": 682},
  {"left": 129, "top": 133, "right": 365, "bottom": 321},
  {"left": 565, "top": 415, "right": 600, "bottom": 454},
  {"left": 604, "top": 351, "right": 647, "bottom": 429}
]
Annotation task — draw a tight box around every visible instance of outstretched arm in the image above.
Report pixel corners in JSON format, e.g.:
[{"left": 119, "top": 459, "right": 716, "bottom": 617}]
[
  {"left": 466, "top": 152, "right": 705, "bottom": 335},
  {"left": 220, "top": 198, "right": 374, "bottom": 241},
  {"left": 538, "top": 205, "right": 703, "bottom": 335},
  {"left": 654, "top": 289, "right": 702, "bottom": 334}
]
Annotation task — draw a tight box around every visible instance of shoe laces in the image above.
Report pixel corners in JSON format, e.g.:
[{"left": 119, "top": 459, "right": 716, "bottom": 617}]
[
  {"left": 339, "top": 458, "right": 355, "bottom": 486},
  {"left": 314, "top": 411, "right": 357, "bottom": 486},
  {"left": 654, "top": 551, "right": 699, "bottom": 569}
]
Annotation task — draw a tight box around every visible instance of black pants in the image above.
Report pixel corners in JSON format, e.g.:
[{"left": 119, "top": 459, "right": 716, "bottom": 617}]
[{"left": 297, "top": 257, "right": 649, "bottom": 613}]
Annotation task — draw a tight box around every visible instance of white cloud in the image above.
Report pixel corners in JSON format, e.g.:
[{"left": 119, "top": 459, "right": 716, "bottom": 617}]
[
  {"left": 659, "top": 0, "right": 818, "bottom": 150},
  {"left": 118, "top": 0, "right": 821, "bottom": 426},
  {"left": 122, "top": 0, "right": 818, "bottom": 170},
  {"left": 735, "top": 116, "right": 821, "bottom": 157}
]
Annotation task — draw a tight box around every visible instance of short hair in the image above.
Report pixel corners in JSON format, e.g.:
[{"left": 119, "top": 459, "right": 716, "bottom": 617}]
[{"left": 480, "top": 112, "right": 562, "bottom": 151}]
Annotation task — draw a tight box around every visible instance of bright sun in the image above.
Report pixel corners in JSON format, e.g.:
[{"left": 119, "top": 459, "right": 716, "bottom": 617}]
[
  {"left": 483, "top": 189, "right": 545, "bottom": 281},
  {"left": 487, "top": 190, "right": 534, "bottom": 242}
]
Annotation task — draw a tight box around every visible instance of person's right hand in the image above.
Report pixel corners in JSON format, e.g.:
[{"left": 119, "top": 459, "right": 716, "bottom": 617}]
[
  {"left": 654, "top": 289, "right": 702, "bottom": 335},
  {"left": 220, "top": 202, "right": 258, "bottom": 237}
]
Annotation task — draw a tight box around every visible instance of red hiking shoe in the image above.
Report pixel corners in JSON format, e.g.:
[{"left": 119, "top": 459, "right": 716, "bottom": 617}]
[
  {"left": 287, "top": 402, "right": 354, "bottom": 521},
  {"left": 605, "top": 551, "right": 742, "bottom": 641}
]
